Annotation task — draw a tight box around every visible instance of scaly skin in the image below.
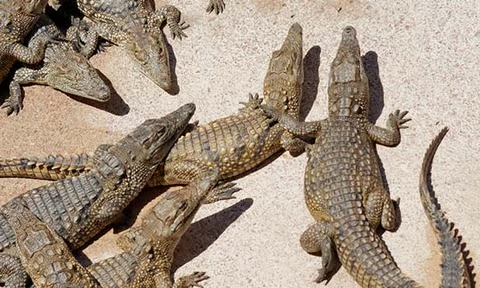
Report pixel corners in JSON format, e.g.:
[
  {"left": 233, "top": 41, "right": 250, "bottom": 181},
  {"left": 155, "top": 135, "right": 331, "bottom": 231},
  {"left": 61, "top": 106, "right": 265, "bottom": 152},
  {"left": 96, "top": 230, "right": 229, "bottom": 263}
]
[
  {"left": 263, "top": 26, "right": 414, "bottom": 287},
  {"left": 264, "top": 26, "right": 473, "bottom": 288},
  {"left": 0, "top": 103, "right": 195, "bottom": 287},
  {"left": 0, "top": 0, "right": 53, "bottom": 113},
  {"left": 0, "top": 153, "right": 94, "bottom": 180},
  {"left": 0, "top": 23, "right": 305, "bottom": 191},
  {"left": 3, "top": 200, "right": 101, "bottom": 288},
  {"left": 420, "top": 127, "right": 471, "bottom": 288},
  {"left": 94, "top": 171, "right": 237, "bottom": 288},
  {"left": 73, "top": 0, "right": 189, "bottom": 91},
  {"left": 3, "top": 16, "right": 111, "bottom": 115},
  {"left": 10, "top": 171, "right": 238, "bottom": 288}
]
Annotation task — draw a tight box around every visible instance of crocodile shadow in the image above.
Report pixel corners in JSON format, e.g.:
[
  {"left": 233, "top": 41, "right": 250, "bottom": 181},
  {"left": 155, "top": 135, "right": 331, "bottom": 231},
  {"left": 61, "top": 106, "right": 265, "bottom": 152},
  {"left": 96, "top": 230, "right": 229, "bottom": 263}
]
[
  {"left": 300, "top": 45, "right": 321, "bottom": 122},
  {"left": 363, "top": 51, "right": 384, "bottom": 124},
  {"left": 173, "top": 198, "right": 254, "bottom": 270},
  {"left": 162, "top": 33, "right": 180, "bottom": 96}
]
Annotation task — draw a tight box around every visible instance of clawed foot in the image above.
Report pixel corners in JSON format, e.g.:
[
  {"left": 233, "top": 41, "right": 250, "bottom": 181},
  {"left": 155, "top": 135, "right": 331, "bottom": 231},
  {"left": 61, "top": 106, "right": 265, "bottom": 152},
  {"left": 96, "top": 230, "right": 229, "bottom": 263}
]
[
  {"left": 170, "top": 20, "right": 189, "bottom": 40},
  {"left": 259, "top": 103, "right": 282, "bottom": 121},
  {"left": 239, "top": 93, "right": 262, "bottom": 112},
  {"left": 390, "top": 110, "right": 411, "bottom": 129},
  {"left": 175, "top": 271, "right": 209, "bottom": 288},
  {"left": 314, "top": 257, "right": 342, "bottom": 284},
  {"left": 203, "top": 181, "right": 241, "bottom": 204},
  {"left": 314, "top": 268, "right": 332, "bottom": 284},
  {"left": 206, "top": 0, "right": 225, "bottom": 14},
  {"left": 38, "top": 26, "right": 67, "bottom": 44},
  {"left": 1, "top": 95, "right": 23, "bottom": 116}
]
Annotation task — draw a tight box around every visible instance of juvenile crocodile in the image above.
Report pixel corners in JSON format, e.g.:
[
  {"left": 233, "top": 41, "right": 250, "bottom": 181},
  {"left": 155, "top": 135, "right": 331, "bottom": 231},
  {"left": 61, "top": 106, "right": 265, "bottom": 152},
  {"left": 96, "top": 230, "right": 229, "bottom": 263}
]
[
  {"left": 87, "top": 171, "right": 238, "bottom": 288},
  {"left": 3, "top": 199, "right": 101, "bottom": 288},
  {"left": 0, "top": 0, "right": 56, "bottom": 113},
  {"left": 262, "top": 26, "right": 471, "bottom": 287},
  {"left": 7, "top": 171, "right": 238, "bottom": 288},
  {"left": 2, "top": 16, "right": 111, "bottom": 115},
  {"left": 0, "top": 23, "right": 305, "bottom": 190},
  {"left": 61, "top": 0, "right": 189, "bottom": 91},
  {"left": 0, "top": 103, "right": 195, "bottom": 287}
]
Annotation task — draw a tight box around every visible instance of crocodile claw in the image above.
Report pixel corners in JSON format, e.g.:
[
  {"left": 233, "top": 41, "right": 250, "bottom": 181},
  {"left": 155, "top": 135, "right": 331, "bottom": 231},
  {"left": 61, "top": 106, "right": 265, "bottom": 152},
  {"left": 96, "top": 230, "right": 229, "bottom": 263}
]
[
  {"left": 1, "top": 96, "right": 23, "bottom": 116},
  {"left": 206, "top": 0, "right": 225, "bottom": 14},
  {"left": 170, "top": 20, "right": 189, "bottom": 40},
  {"left": 203, "top": 181, "right": 241, "bottom": 204},
  {"left": 176, "top": 271, "right": 209, "bottom": 288},
  {"left": 390, "top": 110, "right": 411, "bottom": 129}
]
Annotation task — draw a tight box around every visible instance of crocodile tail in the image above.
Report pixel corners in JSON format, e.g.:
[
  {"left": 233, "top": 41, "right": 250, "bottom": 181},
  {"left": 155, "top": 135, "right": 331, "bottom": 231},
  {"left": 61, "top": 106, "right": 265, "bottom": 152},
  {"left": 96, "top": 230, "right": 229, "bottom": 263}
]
[
  {"left": 419, "top": 127, "right": 472, "bottom": 288},
  {"left": 0, "top": 153, "right": 94, "bottom": 180}
]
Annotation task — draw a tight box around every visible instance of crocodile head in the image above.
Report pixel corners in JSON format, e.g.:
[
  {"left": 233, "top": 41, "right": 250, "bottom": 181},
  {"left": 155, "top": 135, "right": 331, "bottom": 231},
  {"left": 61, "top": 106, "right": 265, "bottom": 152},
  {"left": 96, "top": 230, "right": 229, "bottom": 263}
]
[
  {"left": 263, "top": 22, "right": 303, "bottom": 118},
  {"left": 123, "top": 26, "right": 172, "bottom": 91},
  {"left": 145, "top": 188, "right": 201, "bottom": 241},
  {"left": 44, "top": 44, "right": 111, "bottom": 102},
  {"left": 141, "top": 171, "right": 219, "bottom": 245},
  {"left": 125, "top": 103, "right": 196, "bottom": 166},
  {"left": 328, "top": 26, "right": 369, "bottom": 120}
]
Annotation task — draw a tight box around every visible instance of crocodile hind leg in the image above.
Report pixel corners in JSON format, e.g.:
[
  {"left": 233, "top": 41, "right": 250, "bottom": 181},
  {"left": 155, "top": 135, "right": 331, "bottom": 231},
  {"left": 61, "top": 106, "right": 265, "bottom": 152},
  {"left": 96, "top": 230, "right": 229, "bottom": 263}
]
[
  {"left": 300, "top": 221, "right": 341, "bottom": 284},
  {"left": 281, "top": 132, "right": 307, "bottom": 156},
  {"left": 0, "top": 253, "right": 27, "bottom": 287},
  {"left": 364, "top": 184, "right": 401, "bottom": 232},
  {"left": 4, "top": 66, "right": 49, "bottom": 115}
]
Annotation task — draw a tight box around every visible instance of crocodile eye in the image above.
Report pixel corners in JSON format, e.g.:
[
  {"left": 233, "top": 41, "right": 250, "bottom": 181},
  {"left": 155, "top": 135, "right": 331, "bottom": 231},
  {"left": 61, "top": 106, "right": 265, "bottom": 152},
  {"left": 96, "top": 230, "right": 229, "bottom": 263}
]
[
  {"left": 134, "top": 48, "right": 147, "bottom": 63},
  {"left": 176, "top": 201, "right": 187, "bottom": 210},
  {"left": 353, "top": 104, "right": 361, "bottom": 114}
]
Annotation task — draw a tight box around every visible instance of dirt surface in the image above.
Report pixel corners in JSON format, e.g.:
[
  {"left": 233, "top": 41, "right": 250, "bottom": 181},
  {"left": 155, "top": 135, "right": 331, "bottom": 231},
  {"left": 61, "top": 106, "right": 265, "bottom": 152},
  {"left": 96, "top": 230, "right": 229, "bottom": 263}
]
[{"left": 1, "top": 1, "right": 479, "bottom": 287}]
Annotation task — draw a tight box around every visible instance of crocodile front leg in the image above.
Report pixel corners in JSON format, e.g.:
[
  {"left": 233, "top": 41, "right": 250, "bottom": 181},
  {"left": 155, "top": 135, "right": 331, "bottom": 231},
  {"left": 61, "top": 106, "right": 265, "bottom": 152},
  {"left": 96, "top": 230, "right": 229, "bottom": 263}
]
[
  {"left": 261, "top": 105, "right": 323, "bottom": 137},
  {"left": 367, "top": 110, "right": 410, "bottom": 146},
  {"left": 2, "top": 66, "right": 48, "bottom": 115},
  {"left": 152, "top": 5, "right": 189, "bottom": 40},
  {"left": 5, "top": 32, "right": 52, "bottom": 64},
  {"left": 206, "top": 0, "right": 225, "bottom": 14}
]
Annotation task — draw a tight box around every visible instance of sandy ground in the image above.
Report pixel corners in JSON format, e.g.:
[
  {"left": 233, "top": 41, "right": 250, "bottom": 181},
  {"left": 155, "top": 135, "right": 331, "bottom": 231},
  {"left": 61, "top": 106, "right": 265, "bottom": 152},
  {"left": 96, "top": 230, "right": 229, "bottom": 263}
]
[{"left": 1, "top": 0, "right": 479, "bottom": 287}]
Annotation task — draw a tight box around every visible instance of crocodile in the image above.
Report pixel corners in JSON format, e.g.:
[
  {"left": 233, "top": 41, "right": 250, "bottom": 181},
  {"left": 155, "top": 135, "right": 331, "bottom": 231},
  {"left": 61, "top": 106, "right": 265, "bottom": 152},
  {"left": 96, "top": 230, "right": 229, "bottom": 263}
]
[
  {"left": 0, "top": 0, "right": 57, "bottom": 113},
  {"left": 87, "top": 171, "right": 238, "bottom": 288},
  {"left": 53, "top": 0, "right": 189, "bottom": 91},
  {"left": 0, "top": 103, "right": 195, "bottom": 287},
  {"left": 0, "top": 23, "right": 305, "bottom": 191},
  {"left": 2, "top": 16, "right": 111, "bottom": 115},
  {"left": 3, "top": 199, "right": 101, "bottom": 288},
  {"left": 7, "top": 170, "right": 239, "bottom": 288},
  {"left": 261, "top": 26, "right": 471, "bottom": 287}
]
